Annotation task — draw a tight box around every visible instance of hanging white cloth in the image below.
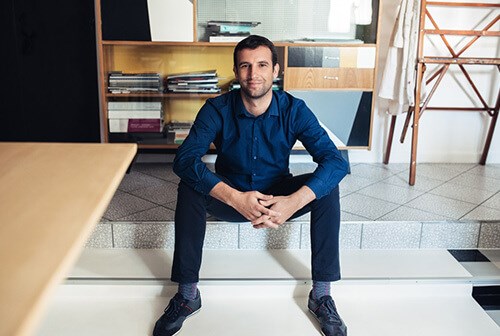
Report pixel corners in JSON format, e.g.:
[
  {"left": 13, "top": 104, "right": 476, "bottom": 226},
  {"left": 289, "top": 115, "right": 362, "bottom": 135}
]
[
  {"left": 328, "top": 0, "right": 372, "bottom": 33},
  {"left": 378, "top": 0, "right": 422, "bottom": 115}
]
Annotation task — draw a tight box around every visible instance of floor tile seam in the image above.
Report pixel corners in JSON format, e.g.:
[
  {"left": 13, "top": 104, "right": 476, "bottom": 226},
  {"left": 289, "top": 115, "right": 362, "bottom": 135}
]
[
  {"left": 373, "top": 203, "right": 454, "bottom": 221},
  {"left": 341, "top": 210, "right": 372, "bottom": 221},
  {"left": 354, "top": 183, "right": 425, "bottom": 206},
  {"left": 120, "top": 171, "right": 171, "bottom": 190},
  {"left": 426, "top": 188, "right": 494, "bottom": 206},
  {"left": 477, "top": 191, "right": 500, "bottom": 210},
  {"left": 341, "top": 193, "right": 401, "bottom": 220},
  {"left": 111, "top": 223, "right": 116, "bottom": 248},
  {"left": 112, "top": 203, "right": 167, "bottom": 221},
  {"left": 120, "top": 188, "right": 175, "bottom": 209},
  {"left": 459, "top": 203, "right": 488, "bottom": 221},
  {"left": 126, "top": 179, "right": 179, "bottom": 195},
  {"left": 347, "top": 172, "right": 399, "bottom": 185},
  {"left": 343, "top": 176, "right": 401, "bottom": 198},
  {"left": 464, "top": 166, "right": 500, "bottom": 181},
  {"left": 372, "top": 163, "right": 409, "bottom": 174},
  {"left": 405, "top": 178, "right": 480, "bottom": 209},
  {"left": 129, "top": 169, "right": 171, "bottom": 182},
  {"left": 447, "top": 167, "right": 500, "bottom": 189}
]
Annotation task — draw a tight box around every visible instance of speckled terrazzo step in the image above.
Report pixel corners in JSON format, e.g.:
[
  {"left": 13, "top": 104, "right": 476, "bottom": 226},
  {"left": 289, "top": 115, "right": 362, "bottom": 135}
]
[{"left": 86, "top": 220, "right": 500, "bottom": 250}]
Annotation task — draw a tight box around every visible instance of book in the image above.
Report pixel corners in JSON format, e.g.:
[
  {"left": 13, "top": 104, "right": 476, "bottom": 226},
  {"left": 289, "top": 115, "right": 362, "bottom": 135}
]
[
  {"left": 109, "top": 118, "right": 164, "bottom": 133},
  {"left": 108, "top": 101, "right": 162, "bottom": 110},
  {"left": 108, "top": 109, "right": 163, "bottom": 119},
  {"left": 128, "top": 118, "right": 164, "bottom": 133}
]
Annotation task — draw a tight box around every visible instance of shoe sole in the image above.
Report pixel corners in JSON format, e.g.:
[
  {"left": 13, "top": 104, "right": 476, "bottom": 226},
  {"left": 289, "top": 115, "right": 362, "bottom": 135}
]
[
  {"left": 308, "top": 308, "right": 327, "bottom": 336},
  {"left": 170, "top": 307, "right": 201, "bottom": 336}
]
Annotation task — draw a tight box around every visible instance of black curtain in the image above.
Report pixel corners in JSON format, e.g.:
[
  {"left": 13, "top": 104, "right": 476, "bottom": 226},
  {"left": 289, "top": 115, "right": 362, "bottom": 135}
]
[{"left": 0, "top": 0, "right": 100, "bottom": 142}]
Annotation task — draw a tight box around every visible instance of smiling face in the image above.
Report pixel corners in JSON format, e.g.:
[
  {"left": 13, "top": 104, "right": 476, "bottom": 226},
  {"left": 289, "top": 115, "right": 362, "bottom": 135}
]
[{"left": 233, "top": 46, "right": 279, "bottom": 101}]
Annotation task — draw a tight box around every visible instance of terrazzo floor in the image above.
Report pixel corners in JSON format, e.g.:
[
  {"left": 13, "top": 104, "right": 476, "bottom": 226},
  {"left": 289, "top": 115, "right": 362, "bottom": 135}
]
[{"left": 103, "top": 162, "right": 500, "bottom": 222}]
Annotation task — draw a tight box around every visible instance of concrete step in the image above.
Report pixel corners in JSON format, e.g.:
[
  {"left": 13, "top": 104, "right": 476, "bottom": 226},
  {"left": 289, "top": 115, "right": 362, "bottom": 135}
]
[{"left": 35, "top": 249, "right": 500, "bottom": 336}]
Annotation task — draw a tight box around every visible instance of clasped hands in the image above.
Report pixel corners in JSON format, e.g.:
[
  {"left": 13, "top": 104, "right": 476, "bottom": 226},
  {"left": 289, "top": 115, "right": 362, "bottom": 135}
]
[{"left": 230, "top": 190, "right": 300, "bottom": 229}]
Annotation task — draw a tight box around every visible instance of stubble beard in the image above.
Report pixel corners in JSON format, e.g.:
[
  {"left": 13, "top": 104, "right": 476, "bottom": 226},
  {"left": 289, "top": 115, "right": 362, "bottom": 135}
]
[{"left": 240, "top": 80, "right": 273, "bottom": 100}]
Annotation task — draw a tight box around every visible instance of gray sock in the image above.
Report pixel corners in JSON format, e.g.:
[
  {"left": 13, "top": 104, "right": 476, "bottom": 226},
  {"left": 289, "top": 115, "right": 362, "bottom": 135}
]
[
  {"left": 178, "top": 282, "right": 198, "bottom": 301},
  {"left": 312, "top": 281, "right": 331, "bottom": 300}
]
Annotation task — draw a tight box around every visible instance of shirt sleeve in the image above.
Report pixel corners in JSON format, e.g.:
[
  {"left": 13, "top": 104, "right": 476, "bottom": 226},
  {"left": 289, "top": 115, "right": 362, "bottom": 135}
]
[
  {"left": 173, "top": 100, "right": 222, "bottom": 195},
  {"left": 293, "top": 100, "right": 349, "bottom": 199}
]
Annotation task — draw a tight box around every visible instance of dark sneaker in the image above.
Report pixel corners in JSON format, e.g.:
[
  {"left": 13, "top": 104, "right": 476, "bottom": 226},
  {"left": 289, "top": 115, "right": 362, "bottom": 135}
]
[
  {"left": 153, "top": 291, "right": 201, "bottom": 336},
  {"left": 308, "top": 291, "right": 347, "bottom": 336}
]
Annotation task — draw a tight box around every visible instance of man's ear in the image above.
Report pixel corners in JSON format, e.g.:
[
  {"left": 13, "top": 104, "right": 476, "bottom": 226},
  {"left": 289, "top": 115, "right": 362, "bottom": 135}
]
[
  {"left": 233, "top": 66, "right": 239, "bottom": 80},
  {"left": 273, "top": 63, "right": 280, "bottom": 78}
]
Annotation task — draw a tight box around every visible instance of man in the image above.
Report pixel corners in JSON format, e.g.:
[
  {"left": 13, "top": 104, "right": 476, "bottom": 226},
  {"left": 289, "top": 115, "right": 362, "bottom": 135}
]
[{"left": 153, "top": 35, "right": 349, "bottom": 336}]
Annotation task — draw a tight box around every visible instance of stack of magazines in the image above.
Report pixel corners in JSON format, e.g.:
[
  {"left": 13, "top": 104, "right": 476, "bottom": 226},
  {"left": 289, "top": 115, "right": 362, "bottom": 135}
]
[
  {"left": 165, "top": 70, "right": 220, "bottom": 94},
  {"left": 108, "top": 72, "right": 161, "bottom": 93},
  {"left": 166, "top": 120, "right": 193, "bottom": 144}
]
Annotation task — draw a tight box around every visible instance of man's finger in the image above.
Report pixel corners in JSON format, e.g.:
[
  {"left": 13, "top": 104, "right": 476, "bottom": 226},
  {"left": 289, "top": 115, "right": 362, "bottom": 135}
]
[
  {"left": 261, "top": 207, "right": 281, "bottom": 218},
  {"left": 259, "top": 198, "right": 278, "bottom": 207},
  {"left": 255, "top": 191, "right": 273, "bottom": 200},
  {"left": 253, "top": 221, "right": 279, "bottom": 229}
]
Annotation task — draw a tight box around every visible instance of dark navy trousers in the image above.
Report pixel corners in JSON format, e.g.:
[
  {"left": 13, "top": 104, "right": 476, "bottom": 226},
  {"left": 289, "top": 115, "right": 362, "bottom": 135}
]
[{"left": 171, "top": 173, "right": 341, "bottom": 283}]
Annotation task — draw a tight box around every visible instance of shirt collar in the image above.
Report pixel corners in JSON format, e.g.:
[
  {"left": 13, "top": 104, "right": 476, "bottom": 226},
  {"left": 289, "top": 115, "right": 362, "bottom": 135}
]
[{"left": 235, "top": 90, "right": 279, "bottom": 119}]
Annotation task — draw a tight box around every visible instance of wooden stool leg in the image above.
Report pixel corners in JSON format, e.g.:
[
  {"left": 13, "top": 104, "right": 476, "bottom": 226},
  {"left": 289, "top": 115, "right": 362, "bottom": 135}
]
[
  {"left": 400, "top": 106, "right": 414, "bottom": 143},
  {"left": 384, "top": 115, "right": 397, "bottom": 164},
  {"left": 480, "top": 90, "right": 500, "bottom": 165},
  {"left": 410, "top": 63, "right": 425, "bottom": 186}
]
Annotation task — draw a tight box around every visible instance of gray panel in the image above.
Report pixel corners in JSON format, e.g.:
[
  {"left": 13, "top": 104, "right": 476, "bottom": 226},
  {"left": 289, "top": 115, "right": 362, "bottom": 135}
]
[
  {"left": 322, "top": 48, "right": 340, "bottom": 68},
  {"left": 289, "top": 91, "right": 362, "bottom": 145}
]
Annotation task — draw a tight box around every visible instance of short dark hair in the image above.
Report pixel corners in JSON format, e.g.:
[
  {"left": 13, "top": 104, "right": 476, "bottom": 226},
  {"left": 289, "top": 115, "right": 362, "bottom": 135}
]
[{"left": 233, "top": 35, "right": 278, "bottom": 67}]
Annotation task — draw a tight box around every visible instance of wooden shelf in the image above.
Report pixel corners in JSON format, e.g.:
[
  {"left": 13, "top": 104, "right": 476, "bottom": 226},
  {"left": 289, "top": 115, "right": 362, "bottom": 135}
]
[
  {"left": 101, "top": 40, "right": 377, "bottom": 48},
  {"left": 106, "top": 92, "right": 224, "bottom": 99}
]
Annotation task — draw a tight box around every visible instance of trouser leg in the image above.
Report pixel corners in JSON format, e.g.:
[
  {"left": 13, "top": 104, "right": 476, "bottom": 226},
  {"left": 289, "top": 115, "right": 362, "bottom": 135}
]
[
  {"left": 309, "top": 185, "right": 341, "bottom": 281},
  {"left": 266, "top": 174, "right": 341, "bottom": 282},
  {"left": 171, "top": 181, "right": 207, "bottom": 283},
  {"left": 171, "top": 180, "right": 246, "bottom": 283}
]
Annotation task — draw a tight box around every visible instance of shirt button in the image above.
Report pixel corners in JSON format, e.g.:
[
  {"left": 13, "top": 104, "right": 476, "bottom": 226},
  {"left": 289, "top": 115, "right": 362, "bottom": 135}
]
[
  {"left": 254, "top": 137, "right": 257, "bottom": 140},
  {"left": 253, "top": 156, "right": 257, "bottom": 160},
  {"left": 252, "top": 173, "right": 256, "bottom": 176}
]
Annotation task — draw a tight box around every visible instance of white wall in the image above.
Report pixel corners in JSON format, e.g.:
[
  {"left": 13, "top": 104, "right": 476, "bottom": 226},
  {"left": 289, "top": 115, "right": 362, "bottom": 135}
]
[{"left": 349, "top": 0, "right": 499, "bottom": 164}]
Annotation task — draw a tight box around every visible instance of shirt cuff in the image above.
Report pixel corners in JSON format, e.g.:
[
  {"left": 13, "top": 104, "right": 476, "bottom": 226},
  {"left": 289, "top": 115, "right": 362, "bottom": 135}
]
[
  {"left": 305, "top": 176, "right": 328, "bottom": 200},
  {"left": 197, "top": 171, "right": 222, "bottom": 195}
]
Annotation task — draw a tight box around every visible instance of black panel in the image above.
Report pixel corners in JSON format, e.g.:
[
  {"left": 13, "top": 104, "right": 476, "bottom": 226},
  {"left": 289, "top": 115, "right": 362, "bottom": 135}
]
[
  {"left": 0, "top": 0, "right": 100, "bottom": 142},
  {"left": 287, "top": 47, "right": 323, "bottom": 67},
  {"left": 473, "top": 286, "right": 500, "bottom": 310},
  {"left": 347, "top": 92, "right": 372, "bottom": 146},
  {"left": 448, "top": 249, "right": 490, "bottom": 262},
  {"left": 0, "top": 0, "right": 27, "bottom": 140},
  {"left": 101, "top": 0, "right": 151, "bottom": 41}
]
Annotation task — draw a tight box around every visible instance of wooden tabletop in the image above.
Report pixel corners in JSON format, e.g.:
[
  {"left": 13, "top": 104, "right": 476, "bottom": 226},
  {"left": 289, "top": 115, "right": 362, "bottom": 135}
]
[{"left": 0, "top": 142, "right": 137, "bottom": 336}]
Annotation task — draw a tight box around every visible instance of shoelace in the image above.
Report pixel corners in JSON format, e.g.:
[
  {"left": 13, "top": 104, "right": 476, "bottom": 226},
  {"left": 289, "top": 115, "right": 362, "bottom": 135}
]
[
  {"left": 164, "top": 297, "right": 183, "bottom": 318},
  {"left": 320, "top": 298, "right": 342, "bottom": 324}
]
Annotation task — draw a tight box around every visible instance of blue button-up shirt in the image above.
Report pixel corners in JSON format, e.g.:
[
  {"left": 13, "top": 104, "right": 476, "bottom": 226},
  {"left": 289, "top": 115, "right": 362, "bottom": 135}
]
[{"left": 173, "top": 90, "right": 348, "bottom": 199}]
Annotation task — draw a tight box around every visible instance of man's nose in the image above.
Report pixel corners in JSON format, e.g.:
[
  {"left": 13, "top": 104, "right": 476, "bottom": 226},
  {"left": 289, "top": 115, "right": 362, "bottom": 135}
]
[{"left": 247, "top": 66, "right": 257, "bottom": 78}]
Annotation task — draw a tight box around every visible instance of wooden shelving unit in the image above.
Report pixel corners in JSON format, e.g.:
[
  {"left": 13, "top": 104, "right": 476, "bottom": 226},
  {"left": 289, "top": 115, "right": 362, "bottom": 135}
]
[{"left": 95, "top": 0, "right": 381, "bottom": 150}]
